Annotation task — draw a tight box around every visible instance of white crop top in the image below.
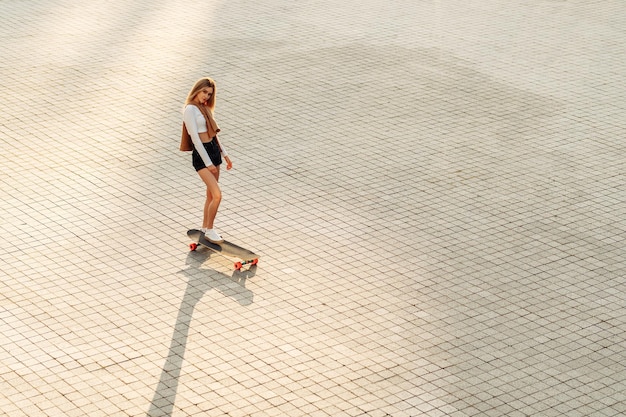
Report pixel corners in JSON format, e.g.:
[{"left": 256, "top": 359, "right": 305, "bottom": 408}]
[{"left": 183, "top": 105, "right": 228, "bottom": 167}]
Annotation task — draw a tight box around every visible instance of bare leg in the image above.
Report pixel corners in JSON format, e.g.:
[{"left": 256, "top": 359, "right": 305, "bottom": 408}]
[{"left": 197, "top": 167, "right": 221, "bottom": 229}]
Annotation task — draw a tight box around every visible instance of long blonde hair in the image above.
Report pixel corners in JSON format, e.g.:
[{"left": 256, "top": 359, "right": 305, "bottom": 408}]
[{"left": 185, "top": 77, "right": 217, "bottom": 110}]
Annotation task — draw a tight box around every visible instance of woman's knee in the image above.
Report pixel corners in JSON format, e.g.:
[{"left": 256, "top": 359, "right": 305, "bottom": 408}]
[
  {"left": 213, "top": 189, "right": 222, "bottom": 202},
  {"left": 206, "top": 187, "right": 222, "bottom": 202}
]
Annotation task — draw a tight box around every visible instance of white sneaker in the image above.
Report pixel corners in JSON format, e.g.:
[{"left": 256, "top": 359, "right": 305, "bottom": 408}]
[{"left": 204, "top": 228, "right": 224, "bottom": 243}]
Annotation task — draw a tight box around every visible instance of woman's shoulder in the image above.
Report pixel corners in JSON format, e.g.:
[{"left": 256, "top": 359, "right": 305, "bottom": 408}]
[{"left": 183, "top": 103, "right": 201, "bottom": 114}]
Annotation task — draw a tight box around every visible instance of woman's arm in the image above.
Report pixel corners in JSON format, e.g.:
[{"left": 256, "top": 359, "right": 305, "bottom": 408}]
[
  {"left": 215, "top": 136, "right": 233, "bottom": 170},
  {"left": 183, "top": 105, "right": 213, "bottom": 167},
  {"left": 214, "top": 136, "right": 228, "bottom": 157}
]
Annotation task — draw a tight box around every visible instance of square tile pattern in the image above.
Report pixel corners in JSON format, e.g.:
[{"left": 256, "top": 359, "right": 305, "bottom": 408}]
[{"left": 1, "top": 0, "right": 624, "bottom": 416}]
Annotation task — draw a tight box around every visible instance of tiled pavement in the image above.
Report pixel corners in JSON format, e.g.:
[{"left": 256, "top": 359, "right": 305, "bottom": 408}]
[{"left": 1, "top": 0, "right": 625, "bottom": 416}]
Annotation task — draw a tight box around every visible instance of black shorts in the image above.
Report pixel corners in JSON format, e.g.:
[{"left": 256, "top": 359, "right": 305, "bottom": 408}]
[{"left": 192, "top": 138, "right": 222, "bottom": 171}]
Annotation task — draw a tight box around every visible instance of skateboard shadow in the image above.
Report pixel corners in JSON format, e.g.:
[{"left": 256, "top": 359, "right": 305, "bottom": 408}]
[{"left": 146, "top": 249, "right": 256, "bottom": 417}]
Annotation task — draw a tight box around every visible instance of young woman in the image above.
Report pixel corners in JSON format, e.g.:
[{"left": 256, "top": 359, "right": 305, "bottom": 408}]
[{"left": 183, "top": 77, "right": 232, "bottom": 243}]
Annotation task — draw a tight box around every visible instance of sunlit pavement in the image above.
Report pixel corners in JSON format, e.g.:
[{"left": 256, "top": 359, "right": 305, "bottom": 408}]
[{"left": 1, "top": 1, "right": 625, "bottom": 416}]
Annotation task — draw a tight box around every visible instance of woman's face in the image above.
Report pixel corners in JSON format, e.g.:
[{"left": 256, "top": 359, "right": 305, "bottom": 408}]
[{"left": 196, "top": 87, "right": 214, "bottom": 105}]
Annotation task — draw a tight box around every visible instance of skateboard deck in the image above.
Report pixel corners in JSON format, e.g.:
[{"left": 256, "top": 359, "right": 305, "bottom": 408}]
[{"left": 187, "top": 229, "right": 260, "bottom": 270}]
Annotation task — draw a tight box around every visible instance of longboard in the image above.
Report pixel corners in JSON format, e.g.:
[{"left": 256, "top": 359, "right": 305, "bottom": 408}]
[{"left": 187, "top": 229, "right": 260, "bottom": 270}]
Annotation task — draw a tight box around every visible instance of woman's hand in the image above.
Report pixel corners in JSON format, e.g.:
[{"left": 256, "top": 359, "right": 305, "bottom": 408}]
[{"left": 224, "top": 156, "right": 233, "bottom": 170}]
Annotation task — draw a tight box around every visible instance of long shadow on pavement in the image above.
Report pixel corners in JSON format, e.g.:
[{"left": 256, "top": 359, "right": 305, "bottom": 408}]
[{"left": 146, "top": 249, "right": 255, "bottom": 416}]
